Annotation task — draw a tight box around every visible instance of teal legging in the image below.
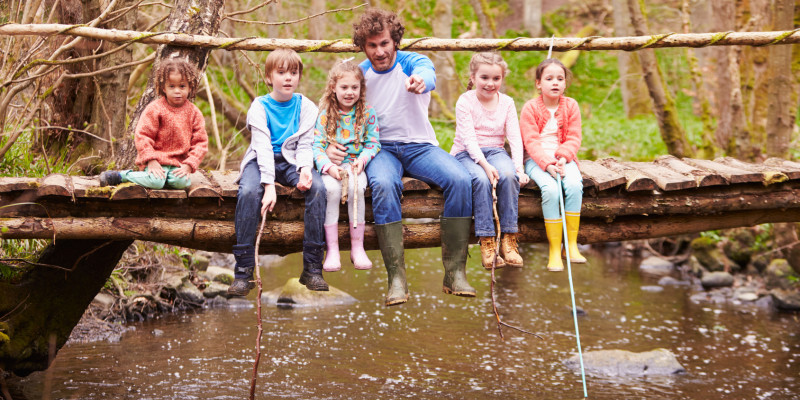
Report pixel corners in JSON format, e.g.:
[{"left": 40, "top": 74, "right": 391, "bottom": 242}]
[
  {"left": 121, "top": 165, "right": 192, "bottom": 189},
  {"left": 524, "top": 159, "right": 583, "bottom": 220}
]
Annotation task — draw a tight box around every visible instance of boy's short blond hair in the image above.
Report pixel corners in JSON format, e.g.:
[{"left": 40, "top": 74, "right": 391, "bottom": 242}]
[{"left": 264, "top": 48, "right": 303, "bottom": 86}]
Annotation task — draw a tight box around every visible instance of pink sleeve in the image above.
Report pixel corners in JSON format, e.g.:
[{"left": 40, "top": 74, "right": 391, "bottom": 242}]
[
  {"left": 453, "top": 94, "right": 486, "bottom": 164},
  {"left": 503, "top": 97, "right": 524, "bottom": 173},
  {"left": 134, "top": 102, "right": 161, "bottom": 168},
  {"left": 182, "top": 105, "right": 208, "bottom": 172},
  {"left": 554, "top": 99, "right": 582, "bottom": 163}
]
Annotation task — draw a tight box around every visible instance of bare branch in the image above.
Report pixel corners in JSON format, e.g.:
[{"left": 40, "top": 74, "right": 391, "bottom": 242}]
[
  {"left": 226, "top": 3, "right": 367, "bottom": 26},
  {"left": 225, "top": 0, "right": 276, "bottom": 18}
]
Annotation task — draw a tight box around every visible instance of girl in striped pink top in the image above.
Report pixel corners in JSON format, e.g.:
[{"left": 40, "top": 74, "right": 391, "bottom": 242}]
[{"left": 450, "top": 52, "right": 529, "bottom": 270}]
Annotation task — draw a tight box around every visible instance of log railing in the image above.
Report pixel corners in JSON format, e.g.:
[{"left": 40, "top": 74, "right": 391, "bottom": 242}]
[{"left": 2, "top": 156, "right": 800, "bottom": 254}]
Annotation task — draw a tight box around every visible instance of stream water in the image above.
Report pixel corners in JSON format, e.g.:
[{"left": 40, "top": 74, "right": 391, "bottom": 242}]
[{"left": 16, "top": 243, "right": 800, "bottom": 399}]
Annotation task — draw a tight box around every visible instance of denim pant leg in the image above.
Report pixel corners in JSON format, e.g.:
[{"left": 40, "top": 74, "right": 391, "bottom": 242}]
[
  {"left": 454, "top": 151, "right": 494, "bottom": 237},
  {"left": 484, "top": 148, "right": 519, "bottom": 233},
  {"left": 234, "top": 158, "right": 264, "bottom": 246},
  {"left": 525, "top": 159, "right": 562, "bottom": 220},
  {"left": 562, "top": 161, "right": 583, "bottom": 214},
  {"left": 399, "top": 143, "right": 472, "bottom": 218},
  {"left": 275, "top": 156, "right": 326, "bottom": 273},
  {"left": 365, "top": 147, "right": 404, "bottom": 225}
]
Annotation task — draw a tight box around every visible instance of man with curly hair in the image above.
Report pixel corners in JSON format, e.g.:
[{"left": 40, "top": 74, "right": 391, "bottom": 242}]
[{"left": 328, "top": 8, "right": 475, "bottom": 306}]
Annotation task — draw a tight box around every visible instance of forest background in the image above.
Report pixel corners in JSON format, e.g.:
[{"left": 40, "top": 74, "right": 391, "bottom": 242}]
[{"left": 0, "top": 0, "right": 799, "bottom": 259}]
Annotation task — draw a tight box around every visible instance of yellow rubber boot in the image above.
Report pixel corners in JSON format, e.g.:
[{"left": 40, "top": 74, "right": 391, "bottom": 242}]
[
  {"left": 544, "top": 219, "right": 564, "bottom": 272},
  {"left": 563, "top": 212, "right": 587, "bottom": 264}
]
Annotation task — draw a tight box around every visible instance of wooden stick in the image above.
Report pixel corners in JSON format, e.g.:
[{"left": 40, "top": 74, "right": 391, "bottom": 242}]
[
  {"left": 0, "top": 24, "right": 798, "bottom": 52},
  {"left": 249, "top": 213, "right": 267, "bottom": 400}
]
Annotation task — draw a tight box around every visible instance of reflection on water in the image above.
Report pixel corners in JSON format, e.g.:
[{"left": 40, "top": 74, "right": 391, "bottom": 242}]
[{"left": 18, "top": 244, "right": 800, "bottom": 399}]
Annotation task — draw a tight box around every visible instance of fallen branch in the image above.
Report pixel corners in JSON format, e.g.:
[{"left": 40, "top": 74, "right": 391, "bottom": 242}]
[
  {"left": 1, "top": 24, "right": 798, "bottom": 52},
  {"left": 249, "top": 213, "right": 268, "bottom": 399}
]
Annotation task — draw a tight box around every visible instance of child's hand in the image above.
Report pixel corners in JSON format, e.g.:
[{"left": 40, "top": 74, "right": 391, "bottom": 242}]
[
  {"left": 518, "top": 172, "right": 530, "bottom": 186},
  {"left": 261, "top": 184, "right": 276, "bottom": 216},
  {"left": 147, "top": 160, "right": 166, "bottom": 179},
  {"left": 483, "top": 164, "right": 499, "bottom": 186},
  {"left": 405, "top": 75, "right": 426, "bottom": 94},
  {"left": 352, "top": 159, "right": 365, "bottom": 175},
  {"left": 327, "top": 164, "right": 342, "bottom": 180},
  {"left": 172, "top": 164, "right": 192, "bottom": 178},
  {"left": 297, "top": 167, "right": 313, "bottom": 191},
  {"left": 546, "top": 164, "right": 559, "bottom": 179},
  {"left": 325, "top": 142, "right": 347, "bottom": 165}
]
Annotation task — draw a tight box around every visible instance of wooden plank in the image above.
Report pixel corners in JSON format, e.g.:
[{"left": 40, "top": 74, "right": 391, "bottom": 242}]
[
  {"left": 71, "top": 176, "right": 110, "bottom": 198},
  {"left": 0, "top": 177, "right": 40, "bottom": 193},
  {"left": 109, "top": 182, "right": 148, "bottom": 200},
  {"left": 683, "top": 158, "right": 763, "bottom": 184},
  {"left": 578, "top": 160, "right": 626, "bottom": 191},
  {"left": 187, "top": 171, "right": 221, "bottom": 198},
  {"left": 622, "top": 161, "right": 696, "bottom": 191},
  {"left": 764, "top": 158, "right": 800, "bottom": 180},
  {"left": 148, "top": 189, "right": 187, "bottom": 199},
  {"left": 714, "top": 157, "right": 789, "bottom": 185},
  {"left": 597, "top": 158, "right": 657, "bottom": 191},
  {"left": 654, "top": 155, "right": 727, "bottom": 186},
  {"left": 402, "top": 177, "right": 432, "bottom": 191},
  {"left": 37, "top": 174, "right": 71, "bottom": 197},
  {"left": 209, "top": 170, "right": 240, "bottom": 197}
]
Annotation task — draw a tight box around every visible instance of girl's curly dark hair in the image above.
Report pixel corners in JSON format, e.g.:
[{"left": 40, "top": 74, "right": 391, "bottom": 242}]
[
  {"left": 319, "top": 61, "right": 368, "bottom": 147},
  {"left": 154, "top": 58, "right": 200, "bottom": 99},
  {"left": 352, "top": 8, "right": 405, "bottom": 50}
]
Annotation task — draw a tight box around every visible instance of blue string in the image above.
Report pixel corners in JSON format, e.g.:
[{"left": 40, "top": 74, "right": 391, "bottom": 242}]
[{"left": 557, "top": 174, "right": 588, "bottom": 398}]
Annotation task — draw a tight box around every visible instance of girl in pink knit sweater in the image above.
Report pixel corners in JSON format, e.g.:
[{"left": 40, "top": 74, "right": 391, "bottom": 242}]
[
  {"left": 99, "top": 59, "right": 208, "bottom": 189},
  {"left": 519, "top": 58, "right": 585, "bottom": 272},
  {"left": 451, "top": 52, "right": 529, "bottom": 270}
]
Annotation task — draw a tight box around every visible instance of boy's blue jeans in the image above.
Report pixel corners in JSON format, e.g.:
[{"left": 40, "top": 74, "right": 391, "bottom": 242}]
[
  {"left": 365, "top": 142, "right": 472, "bottom": 225},
  {"left": 524, "top": 159, "right": 583, "bottom": 220},
  {"left": 235, "top": 156, "right": 326, "bottom": 278},
  {"left": 455, "top": 148, "right": 519, "bottom": 237}
]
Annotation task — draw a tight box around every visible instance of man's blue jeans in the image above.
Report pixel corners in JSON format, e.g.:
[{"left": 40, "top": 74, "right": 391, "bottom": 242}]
[
  {"left": 455, "top": 148, "right": 519, "bottom": 237},
  {"left": 365, "top": 142, "right": 472, "bottom": 225},
  {"left": 235, "top": 156, "right": 326, "bottom": 277}
]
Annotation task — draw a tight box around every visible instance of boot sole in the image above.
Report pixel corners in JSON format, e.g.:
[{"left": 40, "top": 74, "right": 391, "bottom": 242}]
[
  {"left": 547, "top": 266, "right": 564, "bottom": 272},
  {"left": 442, "top": 287, "right": 476, "bottom": 297},
  {"left": 482, "top": 262, "right": 505, "bottom": 270},
  {"left": 385, "top": 294, "right": 409, "bottom": 306}
]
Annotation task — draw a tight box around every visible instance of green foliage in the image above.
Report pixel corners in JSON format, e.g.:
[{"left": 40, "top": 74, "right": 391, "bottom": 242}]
[{"left": 699, "top": 230, "right": 723, "bottom": 244}]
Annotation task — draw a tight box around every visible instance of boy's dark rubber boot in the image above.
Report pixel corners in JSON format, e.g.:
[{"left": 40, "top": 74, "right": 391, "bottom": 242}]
[
  {"left": 99, "top": 170, "right": 121, "bottom": 187},
  {"left": 227, "top": 244, "right": 256, "bottom": 296},
  {"left": 375, "top": 221, "right": 408, "bottom": 306},
  {"left": 440, "top": 216, "right": 476, "bottom": 297},
  {"left": 298, "top": 271, "right": 329, "bottom": 291}
]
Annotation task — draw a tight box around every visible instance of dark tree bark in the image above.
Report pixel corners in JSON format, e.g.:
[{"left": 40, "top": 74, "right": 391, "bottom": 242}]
[
  {"left": 0, "top": 239, "right": 133, "bottom": 376},
  {"left": 118, "top": 0, "right": 225, "bottom": 169},
  {"left": 765, "top": 0, "right": 795, "bottom": 158}
]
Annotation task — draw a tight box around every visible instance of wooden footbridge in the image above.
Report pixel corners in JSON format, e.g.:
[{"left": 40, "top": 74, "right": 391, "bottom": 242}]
[{"left": 3, "top": 156, "right": 800, "bottom": 253}]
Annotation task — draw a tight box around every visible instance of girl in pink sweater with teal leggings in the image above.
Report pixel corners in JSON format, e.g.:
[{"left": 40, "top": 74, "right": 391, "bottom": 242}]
[
  {"left": 520, "top": 58, "right": 586, "bottom": 272},
  {"left": 99, "top": 59, "right": 208, "bottom": 189}
]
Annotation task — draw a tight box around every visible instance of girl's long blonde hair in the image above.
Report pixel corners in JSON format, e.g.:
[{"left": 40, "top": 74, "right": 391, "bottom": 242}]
[
  {"left": 319, "top": 61, "right": 368, "bottom": 146},
  {"left": 466, "top": 51, "right": 510, "bottom": 90}
]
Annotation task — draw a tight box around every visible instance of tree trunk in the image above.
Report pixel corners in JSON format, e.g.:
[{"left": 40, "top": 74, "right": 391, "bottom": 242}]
[
  {"left": 765, "top": 0, "right": 795, "bottom": 158},
  {"left": 711, "top": 0, "right": 737, "bottom": 153},
  {"left": 626, "top": 0, "right": 692, "bottom": 157},
  {"left": 681, "top": 0, "right": 716, "bottom": 158},
  {"left": 84, "top": 0, "right": 136, "bottom": 169},
  {"left": 523, "top": 0, "right": 542, "bottom": 37},
  {"left": 308, "top": 0, "right": 325, "bottom": 40},
  {"left": 118, "top": 0, "right": 224, "bottom": 169},
  {"left": 469, "top": 0, "right": 494, "bottom": 38},
  {"left": 429, "top": 0, "right": 457, "bottom": 119},
  {"left": 736, "top": 0, "right": 771, "bottom": 161},
  {"left": 0, "top": 239, "right": 133, "bottom": 376},
  {"left": 612, "top": 0, "right": 651, "bottom": 118}
]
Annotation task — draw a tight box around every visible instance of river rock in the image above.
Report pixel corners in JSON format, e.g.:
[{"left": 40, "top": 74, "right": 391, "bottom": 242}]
[
  {"left": 691, "top": 237, "right": 731, "bottom": 272},
  {"left": 765, "top": 259, "right": 795, "bottom": 290},
  {"left": 770, "top": 289, "right": 800, "bottom": 311},
  {"left": 92, "top": 293, "right": 116, "bottom": 310},
  {"left": 564, "top": 349, "right": 685, "bottom": 377},
  {"left": 262, "top": 278, "right": 357, "bottom": 307},
  {"left": 202, "top": 282, "right": 231, "bottom": 299},
  {"left": 192, "top": 253, "right": 210, "bottom": 272},
  {"left": 701, "top": 271, "right": 734, "bottom": 289},
  {"left": 202, "top": 266, "right": 234, "bottom": 285},
  {"left": 657, "top": 276, "right": 690, "bottom": 286},
  {"left": 639, "top": 256, "right": 674, "bottom": 276},
  {"left": 205, "top": 295, "right": 229, "bottom": 308},
  {"left": 722, "top": 228, "right": 755, "bottom": 269},
  {"left": 176, "top": 280, "right": 205, "bottom": 305}
]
